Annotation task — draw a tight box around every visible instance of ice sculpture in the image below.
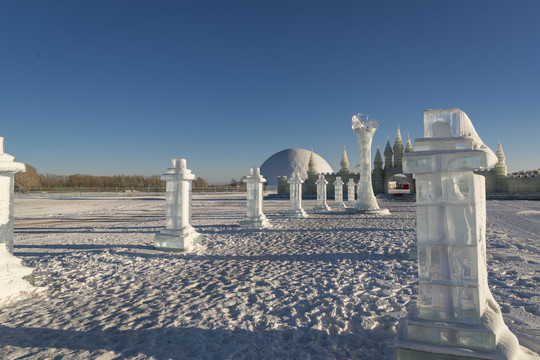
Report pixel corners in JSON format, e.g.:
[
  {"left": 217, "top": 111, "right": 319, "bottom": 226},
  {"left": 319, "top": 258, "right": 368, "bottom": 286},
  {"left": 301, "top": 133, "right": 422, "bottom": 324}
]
[
  {"left": 333, "top": 177, "right": 345, "bottom": 208},
  {"left": 0, "top": 137, "right": 37, "bottom": 305},
  {"left": 154, "top": 158, "right": 202, "bottom": 251},
  {"left": 285, "top": 172, "right": 307, "bottom": 217},
  {"left": 240, "top": 167, "right": 271, "bottom": 228},
  {"left": 396, "top": 109, "right": 531, "bottom": 360},
  {"left": 314, "top": 174, "right": 330, "bottom": 211},
  {"left": 351, "top": 114, "right": 390, "bottom": 214},
  {"left": 347, "top": 178, "right": 356, "bottom": 206}
]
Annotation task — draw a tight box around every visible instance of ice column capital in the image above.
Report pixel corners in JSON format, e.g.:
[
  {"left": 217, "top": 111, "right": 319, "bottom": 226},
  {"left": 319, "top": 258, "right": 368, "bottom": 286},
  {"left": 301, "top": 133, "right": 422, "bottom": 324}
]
[
  {"left": 352, "top": 113, "right": 378, "bottom": 136},
  {"left": 315, "top": 174, "right": 328, "bottom": 185},
  {"left": 287, "top": 172, "right": 304, "bottom": 184},
  {"left": 243, "top": 167, "right": 266, "bottom": 183},
  {"left": 0, "top": 137, "right": 25, "bottom": 173},
  {"left": 163, "top": 158, "right": 195, "bottom": 180},
  {"left": 403, "top": 109, "right": 497, "bottom": 174}
]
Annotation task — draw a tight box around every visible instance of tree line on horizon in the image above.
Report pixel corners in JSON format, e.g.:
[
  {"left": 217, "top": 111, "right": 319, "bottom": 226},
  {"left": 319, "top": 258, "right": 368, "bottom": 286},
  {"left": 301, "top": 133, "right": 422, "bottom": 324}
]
[{"left": 14, "top": 164, "right": 209, "bottom": 192}]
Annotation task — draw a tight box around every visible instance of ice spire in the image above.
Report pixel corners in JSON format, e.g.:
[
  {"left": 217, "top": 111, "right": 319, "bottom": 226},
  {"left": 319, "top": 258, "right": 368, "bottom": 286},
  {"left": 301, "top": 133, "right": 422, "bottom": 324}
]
[
  {"left": 374, "top": 147, "right": 383, "bottom": 170},
  {"left": 384, "top": 140, "right": 393, "bottom": 168},
  {"left": 494, "top": 141, "right": 508, "bottom": 192},
  {"left": 404, "top": 136, "right": 413, "bottom": 153},
  {"left": 307, "top": 151, "right": 318, "bottom": 177},
  {"left": 495, "top": 141, "right": 506, "bottom": 162},
  {"left": 393, "top": 126, "right": 404, "bottom": 167},
  {"left": 340, "top": 147, "right": 350, "bottom": 173}
]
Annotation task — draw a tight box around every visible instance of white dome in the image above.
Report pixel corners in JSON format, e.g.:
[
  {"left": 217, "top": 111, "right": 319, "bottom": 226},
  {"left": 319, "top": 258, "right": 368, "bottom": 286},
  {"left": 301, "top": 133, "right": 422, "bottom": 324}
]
[{"left": 260, "top": 148, "right": 333, "bottom": 186}]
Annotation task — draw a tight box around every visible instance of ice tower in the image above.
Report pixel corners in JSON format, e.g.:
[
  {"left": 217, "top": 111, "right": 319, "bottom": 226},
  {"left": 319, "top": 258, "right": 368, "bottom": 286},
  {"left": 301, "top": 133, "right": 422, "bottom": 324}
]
[
  {"left": 396, "top": 109, "right": 532, "bottom": 360},
  {"left": 351, "top": 113, "right": 390, "bottom": 214},
  {"left": 314, "top": 174, "right": 330, "bottom": 211},
  {"left": 240, "top": 167, "right": 271, "bottom": 228},
  {"left": 154, "top": 158, "right": 202, "bottom": 251},
  {"left": 333, "top": 176, "right": 345, "bottom": 208},
  {"left": 286, "top": 172, "right": 307, "bottom": 217},
  {"left": 0, "top": 136, "right": 37, "bottom": 305},
  {"left": 347, "top": 178, "right": 356, "bottom": 206}
]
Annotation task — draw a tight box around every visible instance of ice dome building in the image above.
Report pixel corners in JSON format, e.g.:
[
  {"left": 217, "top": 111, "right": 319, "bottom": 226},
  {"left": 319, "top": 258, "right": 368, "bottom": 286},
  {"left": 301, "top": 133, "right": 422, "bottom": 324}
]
[{"left": 260, "top": 148, "right": 333, "bottom": 187}]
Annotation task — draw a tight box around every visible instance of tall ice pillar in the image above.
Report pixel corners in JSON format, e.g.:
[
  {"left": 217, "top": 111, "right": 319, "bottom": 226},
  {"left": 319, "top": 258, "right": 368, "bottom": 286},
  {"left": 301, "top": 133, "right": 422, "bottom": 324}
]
[
  {"left": 314, "top": 174, "right": 330, "bottom": 211},
  {"left": 351, "top": 113, "right": 389, "bottom": 214},
  {"left": 0, "top": 136, "right": 37, "bottom": 305},
  {"left": 286, "top": 172, "right": 307, "bottom": 217},
  {"left": 154, "top": 158, "right": 202, "bottom": 251},
  {"left": 333, "top": 176, "right": 345, "bottom": 208},
  {"left": 240, "top": 167, "right": 271, "bottom": 228},
  {"left": 347, "top": 178, "right": 356, "bottom": 206},
  {"left": 396, "top": 109, "right": 531, "bottom": 360}
]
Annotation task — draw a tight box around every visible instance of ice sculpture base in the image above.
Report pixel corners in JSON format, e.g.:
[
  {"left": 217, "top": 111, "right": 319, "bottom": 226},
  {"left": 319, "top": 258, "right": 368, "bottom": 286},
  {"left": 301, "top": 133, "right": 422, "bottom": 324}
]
[
  {"left": 0, "top": 245, "right": 39, "bottom": 306},
  {"left": 313, "top": 204, "right": 331, "bottom": 211},
  {"left": 395, "top": 304, "right": 535, "bottom": 360},
  {"left": 285, "top": 209, "right": 308, "bottom": 218},
  {"left": 154, "top": 228, "right": 202, "bottom": 251},
  {"left": 346, "top": 207, "right": 390, "bottom": 215},
  {"left": 332, "top": 201, "right": 346, "bottom": 209},
  {"left": 239, "top": 214, "right": 272, "bottom": 229}
]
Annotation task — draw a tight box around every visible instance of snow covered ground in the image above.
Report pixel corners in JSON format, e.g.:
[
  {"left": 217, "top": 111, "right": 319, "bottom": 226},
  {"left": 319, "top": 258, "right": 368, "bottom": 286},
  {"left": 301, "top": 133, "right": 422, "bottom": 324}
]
[{"left": 0, "top": 193, "right": 538, "bottom": 359}]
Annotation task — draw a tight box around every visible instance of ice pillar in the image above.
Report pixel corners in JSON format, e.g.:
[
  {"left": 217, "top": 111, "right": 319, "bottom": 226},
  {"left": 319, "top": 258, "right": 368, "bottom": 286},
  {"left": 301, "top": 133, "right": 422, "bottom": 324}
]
[
  {"left": 285, "top": 172, "right": 307, "bottom": 217},
  {"left": 0, "top": 136, "right": 37, "bottom": 305},
  {"left": 154, "top": 158, "right": 202, "bottom": 251},
  {"left": 314, "top": 174, "right": 330, "bottom": 211},
  {"left": 347, "top": 178, "right": 356, "bottom": 206},
  {"left": 351, "top": 114, "right": 389, "bottom": 214},
  {"left": 396, "top": 109, "right": 525, "bottom": 359},
  {"left": 333, "top": 177, "right": 345, "bottom": 208},
  {"left": 240, "top": 167, "right": 271, "bottom": 228}
]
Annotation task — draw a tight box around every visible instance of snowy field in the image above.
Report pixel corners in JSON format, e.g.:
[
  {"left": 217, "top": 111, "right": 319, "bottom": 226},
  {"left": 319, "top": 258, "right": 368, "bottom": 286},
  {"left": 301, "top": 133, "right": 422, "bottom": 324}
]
[{"left": 1, "top": 193, "right": 539, "bottom": 359}]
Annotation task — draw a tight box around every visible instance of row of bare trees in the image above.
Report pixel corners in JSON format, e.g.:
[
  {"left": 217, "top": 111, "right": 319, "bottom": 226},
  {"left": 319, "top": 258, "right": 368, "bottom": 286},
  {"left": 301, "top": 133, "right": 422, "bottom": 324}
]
[{"left": 15, "top": 164, "right": 208, "bottom": 192}]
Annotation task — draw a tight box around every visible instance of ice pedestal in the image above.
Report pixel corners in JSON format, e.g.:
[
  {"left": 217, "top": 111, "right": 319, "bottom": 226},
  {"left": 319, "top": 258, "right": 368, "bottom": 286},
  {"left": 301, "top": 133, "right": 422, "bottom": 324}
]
[
  {"left": 0, "top": 136, "right": 38, "bottom": 306},
  {"left": 347, "top": 178, "right": 356, "bottom": 206},
  {"left": 154, "top": 159, "right": 202, "bottom": 251},
  {"left": 285, "top": 172, "right": 307, "bottom": 217},
  {"left": 351, "top": 114, "right": 390, "bottom": 215},
  {"left": 239, "top": 167, "right": 271, "bottom": 228},
  {"left": 396, "top": 109, "right": 532, "bottom": 360},
  {"left": 333, "top": 177, "right": 345, "bottom": 208},
  {"left": 314, "top": 174, "right": 330, "bottom": 211}
]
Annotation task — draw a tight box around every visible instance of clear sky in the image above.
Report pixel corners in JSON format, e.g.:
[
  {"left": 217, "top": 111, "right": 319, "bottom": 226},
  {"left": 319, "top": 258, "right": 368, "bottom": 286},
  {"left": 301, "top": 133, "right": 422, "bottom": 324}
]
[{"left": 1, "top": 1, "right": 539, "bottom": 184}]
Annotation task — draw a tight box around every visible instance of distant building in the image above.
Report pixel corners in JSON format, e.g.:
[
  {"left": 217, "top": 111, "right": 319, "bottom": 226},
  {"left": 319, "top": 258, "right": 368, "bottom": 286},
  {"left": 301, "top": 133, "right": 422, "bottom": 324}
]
[
  {"left": 475, "top": 142, "right": 540, "bottom": 193},
  {"left": 277, "top": 127, "right": 415, "bottom": 196},
  {"left": 260, "top": 148, "right": 333, "bottom": 189},
  {"left": 272, "top": 131, "right": 540, "bottom": 196}
]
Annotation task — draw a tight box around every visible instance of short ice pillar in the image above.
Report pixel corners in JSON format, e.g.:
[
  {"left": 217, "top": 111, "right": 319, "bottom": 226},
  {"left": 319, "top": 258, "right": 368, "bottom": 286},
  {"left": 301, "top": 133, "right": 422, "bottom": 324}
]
[
  {"left": 313, "top": 174, "right": 330, "bottom": 211},
  {"left": 333, "top": 177, "right": 345, "bottom": 208},
  {"left": 239, "top": 167, "right": 271, "bottom": 228},
  {"left": 154, "top": 158, "right": 202, "bottom": 251},
  {"left": 347, "top": 178, "right": 356, "bottom": 206},
  {"left": 0, "top": 136, "right": 38, "bottom": 306},
  {"left": 351, "top": 113, "right": 390, "bottom": 214},
  {"left": 396, "top": 109, "right": 532, "bottom": 359},
  {"left": 285, "top": 172, "right": 307, "bottom": 218}
]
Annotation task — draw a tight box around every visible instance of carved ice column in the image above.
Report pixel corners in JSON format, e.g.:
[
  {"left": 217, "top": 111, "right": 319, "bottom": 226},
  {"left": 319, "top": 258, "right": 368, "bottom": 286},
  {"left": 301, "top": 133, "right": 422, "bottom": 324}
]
[
  {"left": 154, "top": 158, "right": 202, "bottom": 251},
  {"left": 333, "top": 177, "right": 345, "bottom": 208},
  {"left": 351, "top": 113, "right": 390, "bottom": 214},
  {"left": 347, "top": 178, "right": 356, "bottom": 206},
  {"left": 396, "top": 109, "right": 527, "bottom": 360},
  {"left": 286, "top": 172, "right": 307, "bottom": 217},
  {"left": 0, "top": 136, "right": 37, "bottom": 305},
  {"left": 314, "top": 174, "right": 330, "bottom": 211},
  {"left": 240, "top": 167, "right": 271, "bottom": 228}
]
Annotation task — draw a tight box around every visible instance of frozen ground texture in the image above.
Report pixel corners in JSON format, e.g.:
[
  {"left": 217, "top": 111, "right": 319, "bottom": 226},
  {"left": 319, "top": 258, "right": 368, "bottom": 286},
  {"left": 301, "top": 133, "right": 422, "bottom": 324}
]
[{"left": 0, "top": 193, "right": 538, "bottom": 359}]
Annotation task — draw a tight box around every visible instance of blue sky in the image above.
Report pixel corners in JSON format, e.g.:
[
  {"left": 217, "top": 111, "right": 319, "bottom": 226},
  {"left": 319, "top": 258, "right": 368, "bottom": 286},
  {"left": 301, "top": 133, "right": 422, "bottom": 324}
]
[{"left": 1, "top": 1, "right": 539, "bottom": 184}]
